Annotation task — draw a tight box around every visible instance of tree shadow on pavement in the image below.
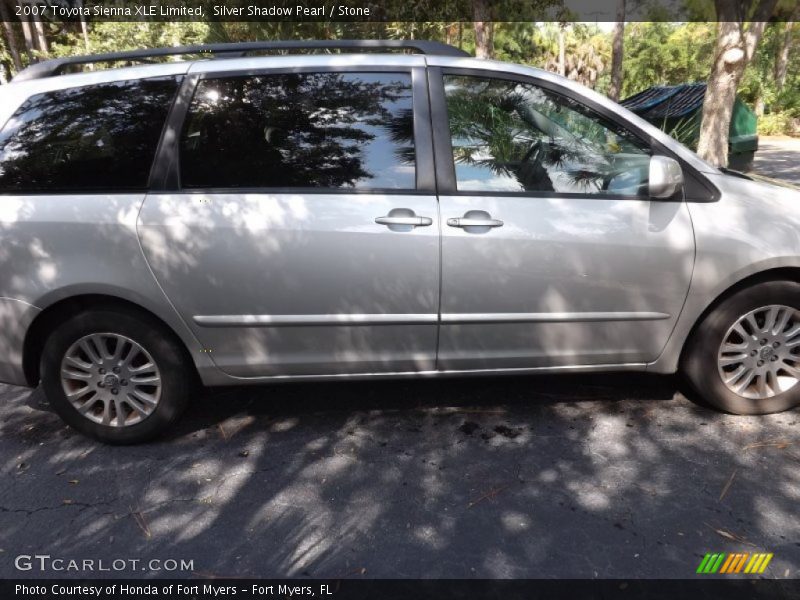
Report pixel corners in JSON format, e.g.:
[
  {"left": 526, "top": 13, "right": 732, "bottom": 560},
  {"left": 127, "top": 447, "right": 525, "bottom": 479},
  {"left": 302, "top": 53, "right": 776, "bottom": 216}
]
[{"left": 0, "top": 373, "right": 798, "bottom": 579}]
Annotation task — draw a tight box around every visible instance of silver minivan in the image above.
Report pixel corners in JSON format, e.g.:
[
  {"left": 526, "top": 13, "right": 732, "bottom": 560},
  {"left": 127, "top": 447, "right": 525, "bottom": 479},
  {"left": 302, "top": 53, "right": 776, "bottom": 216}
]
[{"left": 2, "top": 40, "right": 799, "bottom": 444}]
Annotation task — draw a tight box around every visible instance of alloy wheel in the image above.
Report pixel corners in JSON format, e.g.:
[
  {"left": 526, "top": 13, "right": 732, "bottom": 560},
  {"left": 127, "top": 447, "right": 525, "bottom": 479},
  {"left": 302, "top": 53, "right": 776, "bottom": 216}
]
[
  {"left": 717, "top": 305, "right": 800, "bottom": 400},
  {"left": 59, "top": 333, "right": 162, "bottom": 427}
]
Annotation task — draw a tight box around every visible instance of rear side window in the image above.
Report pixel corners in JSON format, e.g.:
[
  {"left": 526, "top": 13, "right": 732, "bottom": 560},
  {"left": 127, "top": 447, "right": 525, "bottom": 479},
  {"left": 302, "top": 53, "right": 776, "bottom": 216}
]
[
  {"left": 179, "top": 72, "right": 415, "bottom": 190},
  {"left": 0, "top": 77, "right": 179, "bottom": 193}
]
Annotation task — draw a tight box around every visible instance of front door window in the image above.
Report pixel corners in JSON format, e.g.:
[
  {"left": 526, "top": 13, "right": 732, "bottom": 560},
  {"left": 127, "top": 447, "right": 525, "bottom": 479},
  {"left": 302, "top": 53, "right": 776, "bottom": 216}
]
[{"left": 443, "top": 75, "right": 651, "bottom": 196}]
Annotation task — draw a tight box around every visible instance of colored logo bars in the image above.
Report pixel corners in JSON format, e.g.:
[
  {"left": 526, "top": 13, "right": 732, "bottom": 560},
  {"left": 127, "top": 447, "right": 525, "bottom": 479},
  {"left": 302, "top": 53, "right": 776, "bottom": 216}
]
[{"left": 696, "top": 552, "right": 773, "bottom": 574}]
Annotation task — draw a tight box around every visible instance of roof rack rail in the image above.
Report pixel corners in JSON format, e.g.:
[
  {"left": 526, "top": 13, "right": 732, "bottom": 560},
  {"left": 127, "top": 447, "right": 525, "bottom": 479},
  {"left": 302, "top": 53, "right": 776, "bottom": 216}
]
[{"left": 12, "top": 39, "right": 470, "bottom": 82}]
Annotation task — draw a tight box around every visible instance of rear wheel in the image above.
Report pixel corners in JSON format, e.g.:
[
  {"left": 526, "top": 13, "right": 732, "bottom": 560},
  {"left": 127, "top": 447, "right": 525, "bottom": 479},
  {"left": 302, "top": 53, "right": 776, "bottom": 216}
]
[
  {"left": 683, "top": 281, "right": 800, "bottom": 415},
  {"left": 40, "top": 309, "right": 191, "bottom": 444}
]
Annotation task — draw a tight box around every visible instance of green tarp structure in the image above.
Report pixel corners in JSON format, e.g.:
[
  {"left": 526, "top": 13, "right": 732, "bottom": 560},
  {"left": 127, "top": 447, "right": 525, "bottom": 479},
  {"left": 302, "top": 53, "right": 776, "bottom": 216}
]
[{"left": 621, "top": 83, "right": 758, "bottom": 170}]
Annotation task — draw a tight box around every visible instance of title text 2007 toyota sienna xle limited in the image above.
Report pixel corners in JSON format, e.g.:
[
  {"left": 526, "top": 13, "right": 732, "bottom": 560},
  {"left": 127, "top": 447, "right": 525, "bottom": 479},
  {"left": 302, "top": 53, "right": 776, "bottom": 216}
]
[{"left": 2, "top": 40, "right": 799, "bottom": 444}]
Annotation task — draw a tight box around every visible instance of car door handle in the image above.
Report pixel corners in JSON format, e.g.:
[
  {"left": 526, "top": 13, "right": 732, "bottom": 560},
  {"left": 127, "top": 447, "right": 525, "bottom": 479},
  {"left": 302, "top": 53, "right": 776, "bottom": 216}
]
[
  {"left": 447, "top": 217, "right": 504, "bottom": 228},
  {"left": 446, "top": 210, "right": 503, "bottom": 233},
  {"left": 375, "top": 215, "right": 433, "bottom": 227},
  {"left": 375, "top": 208, "right": 433, "bottom": 231}
]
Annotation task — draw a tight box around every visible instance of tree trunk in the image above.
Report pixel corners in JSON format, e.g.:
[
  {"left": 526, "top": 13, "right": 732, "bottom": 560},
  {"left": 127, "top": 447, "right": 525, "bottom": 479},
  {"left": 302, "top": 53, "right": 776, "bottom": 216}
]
[
  {"left": 774, "top": 16, "right": 797, "bottom": 91},
  {"left": 755, "top": 94, "right": 765, "bottom": 117},
  {"left": 0, "top": 1, "right": 23, "bottom": 71},
  {"left": 608, "top": 0, "right": 625, "bottom": 101},
  {"left": 557, "top": 24, "right": 566, "bottom": 76},
  {"left": 697, "top": 21, "right": 748, "bottom": 167},
  {"left": 19, "top": 15, "right": 34, "bottom": 60},
  {"left": 697, "top": 0, "right": 777, "bottom": 167},
  {"left": 32, "top": 18, "right": 47, "bottom": 53},
  {"left": 473, "top": 22, "right": 490, "bottom": 58},
  {"left": 77, "top": 0, "right": 90, "bottom": 51},
  {"left": 473, "top": 0, "right": 492, "bottom": 58}
]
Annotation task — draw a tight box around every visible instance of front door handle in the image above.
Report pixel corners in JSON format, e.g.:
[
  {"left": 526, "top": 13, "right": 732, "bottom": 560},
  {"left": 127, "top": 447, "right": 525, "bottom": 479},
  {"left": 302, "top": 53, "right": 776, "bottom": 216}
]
[
  {"left": 446, "top": 210, "right": 504, "bottom": 232},
  {"left": 375, "top": 208, "right": 433, "bottom": 232},
  {"left": 447, "top": 217, "right": 504, "bottom": 228}
]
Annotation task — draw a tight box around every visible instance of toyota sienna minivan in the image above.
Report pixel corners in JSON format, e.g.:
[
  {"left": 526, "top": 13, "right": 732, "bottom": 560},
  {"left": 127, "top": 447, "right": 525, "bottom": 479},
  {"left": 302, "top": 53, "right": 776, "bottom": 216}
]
[{"left": 2, "top": 40, "right": 799, "bottom": 444}]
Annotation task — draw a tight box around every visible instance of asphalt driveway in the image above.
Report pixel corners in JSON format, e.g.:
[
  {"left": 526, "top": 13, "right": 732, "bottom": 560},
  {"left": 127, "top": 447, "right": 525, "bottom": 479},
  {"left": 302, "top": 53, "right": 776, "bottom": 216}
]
[
  {"left": 1, "top": 374, "right": 798, "bottom": 579},
  {"left": 752, "top": 136, "right": 800, "bottom": 184}
]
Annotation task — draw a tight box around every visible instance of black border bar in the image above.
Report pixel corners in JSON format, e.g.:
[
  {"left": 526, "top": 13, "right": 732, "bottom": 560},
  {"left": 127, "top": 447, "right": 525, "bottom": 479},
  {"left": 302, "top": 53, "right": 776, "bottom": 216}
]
[
  {"left": 9, "top": 0, "right": 800, "bottom": 23},
  {"left": 4, "top": 579, "right": 800, "bottom": 600}
]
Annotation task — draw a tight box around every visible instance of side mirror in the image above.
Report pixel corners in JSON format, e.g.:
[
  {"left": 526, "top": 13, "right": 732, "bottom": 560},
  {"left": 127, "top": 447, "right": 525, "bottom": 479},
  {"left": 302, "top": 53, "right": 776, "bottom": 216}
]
[{"left": 649, "top": 155, "right": 684, "bottom": 199}]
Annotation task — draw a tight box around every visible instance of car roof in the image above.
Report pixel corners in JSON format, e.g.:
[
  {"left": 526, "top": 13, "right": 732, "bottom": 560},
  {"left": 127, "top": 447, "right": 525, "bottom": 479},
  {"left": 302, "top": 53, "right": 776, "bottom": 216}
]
[
  {"left": 4, "top": 53, "right": 562, "bottom": 97},
  {"left": 187, "top": 52, "right": 427, "bottom": 74},
  {"left": 10, "top": 39, "right": 468, "bottom": 82}
]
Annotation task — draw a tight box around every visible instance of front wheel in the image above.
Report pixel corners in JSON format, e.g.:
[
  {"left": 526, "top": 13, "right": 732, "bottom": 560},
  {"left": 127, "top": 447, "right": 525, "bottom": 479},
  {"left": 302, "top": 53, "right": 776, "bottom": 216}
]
[
  {"left": 40, "top": 309, "right": 191, "bottom": 444},
  {"left": 683, "top": 280, "right": 800, "bottom": 415}
]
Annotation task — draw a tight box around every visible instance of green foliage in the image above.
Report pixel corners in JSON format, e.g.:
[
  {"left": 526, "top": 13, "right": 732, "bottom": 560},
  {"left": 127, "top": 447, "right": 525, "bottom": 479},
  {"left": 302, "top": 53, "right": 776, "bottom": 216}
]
[
  {"left": 0, "top": 14, "right": 796, "bottom": 138},
  {"left": 758, "top": 113, "right": 797, "bottom": 136},
  {"left": 737, "top": 21, "right": 800, "bottom": 136},
  {"left": 0, "top": 30, "right": 9, "bottom": 83},
  {"left": 494, "top": 22, "right": 611, "bottom": 90},
  {"left": 665, "top": 116, "right": 702, "bottom": 150},
  {"left": 47, "top": 22, "right": 211, "bottom": 59},
  {"left": 621, "top": 22, "right": 714, "bottom": 98},
  {"left": 0, "top": 28, "right": 9, "bottom": 64}
]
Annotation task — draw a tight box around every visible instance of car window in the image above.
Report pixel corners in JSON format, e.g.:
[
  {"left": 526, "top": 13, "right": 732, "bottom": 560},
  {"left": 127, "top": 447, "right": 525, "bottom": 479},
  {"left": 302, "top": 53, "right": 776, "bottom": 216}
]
[
  {"left": 180, "top": 72, "right": 416, "bottom": 190},
  {"left": 443, "top": 75, "right": 651, "bottom": 196},
  {"left": 0, "top": 77, "right": 179, "bottom": 193}
]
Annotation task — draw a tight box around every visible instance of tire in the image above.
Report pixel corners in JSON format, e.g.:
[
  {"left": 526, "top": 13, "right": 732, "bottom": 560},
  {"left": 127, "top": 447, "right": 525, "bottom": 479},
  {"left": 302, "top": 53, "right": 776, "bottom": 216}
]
[
  {"left": 40, "top": 309, "right": 191, "bottom": 444},
  {"left": 683, "top": 280, "right": 800, "bottom": 415}
]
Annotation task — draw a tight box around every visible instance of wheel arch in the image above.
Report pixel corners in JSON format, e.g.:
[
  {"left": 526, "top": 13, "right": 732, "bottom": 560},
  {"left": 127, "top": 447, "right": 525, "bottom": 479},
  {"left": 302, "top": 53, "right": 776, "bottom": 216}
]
[
  {"left": 678, "top": 266, "right": 800, "bottom": 368},
  {"left": 23, "top": 292, "right": 201, "bottom": 387}
]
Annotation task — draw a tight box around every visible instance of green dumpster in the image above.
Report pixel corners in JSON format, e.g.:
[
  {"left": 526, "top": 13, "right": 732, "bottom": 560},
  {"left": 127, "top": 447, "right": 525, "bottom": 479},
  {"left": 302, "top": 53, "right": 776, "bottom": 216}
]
[{"left": 621, "top": 83, "right": 758, "bottom": 170}]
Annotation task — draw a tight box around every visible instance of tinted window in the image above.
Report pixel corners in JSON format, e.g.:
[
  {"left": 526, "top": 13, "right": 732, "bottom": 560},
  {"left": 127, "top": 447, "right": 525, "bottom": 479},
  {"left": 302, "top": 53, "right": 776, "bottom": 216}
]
[
  {"left": 444, "top": 75, "right": 651, "bottom": 195},
  {"left": 180, "top": 72, "right": 415, "bottom": 190},
  {"left": 0, "top": 77, "right": 178, "bottom": 193}
]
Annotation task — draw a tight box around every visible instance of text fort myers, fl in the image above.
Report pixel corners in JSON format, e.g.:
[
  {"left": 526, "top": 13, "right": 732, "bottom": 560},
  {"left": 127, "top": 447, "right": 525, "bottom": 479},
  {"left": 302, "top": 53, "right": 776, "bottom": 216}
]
[{"left": 16, "top": 584, "right": 335, "bottom": 596}]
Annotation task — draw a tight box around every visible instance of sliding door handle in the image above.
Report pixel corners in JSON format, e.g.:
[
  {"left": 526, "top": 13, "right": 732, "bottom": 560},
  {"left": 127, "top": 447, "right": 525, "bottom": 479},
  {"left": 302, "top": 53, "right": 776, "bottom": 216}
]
[
  {"left": 376, "top": 216, "right": 433, "bottom": 226},
  {"left": 375, "top": 208, "right": 432, "bottom": 232}
]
